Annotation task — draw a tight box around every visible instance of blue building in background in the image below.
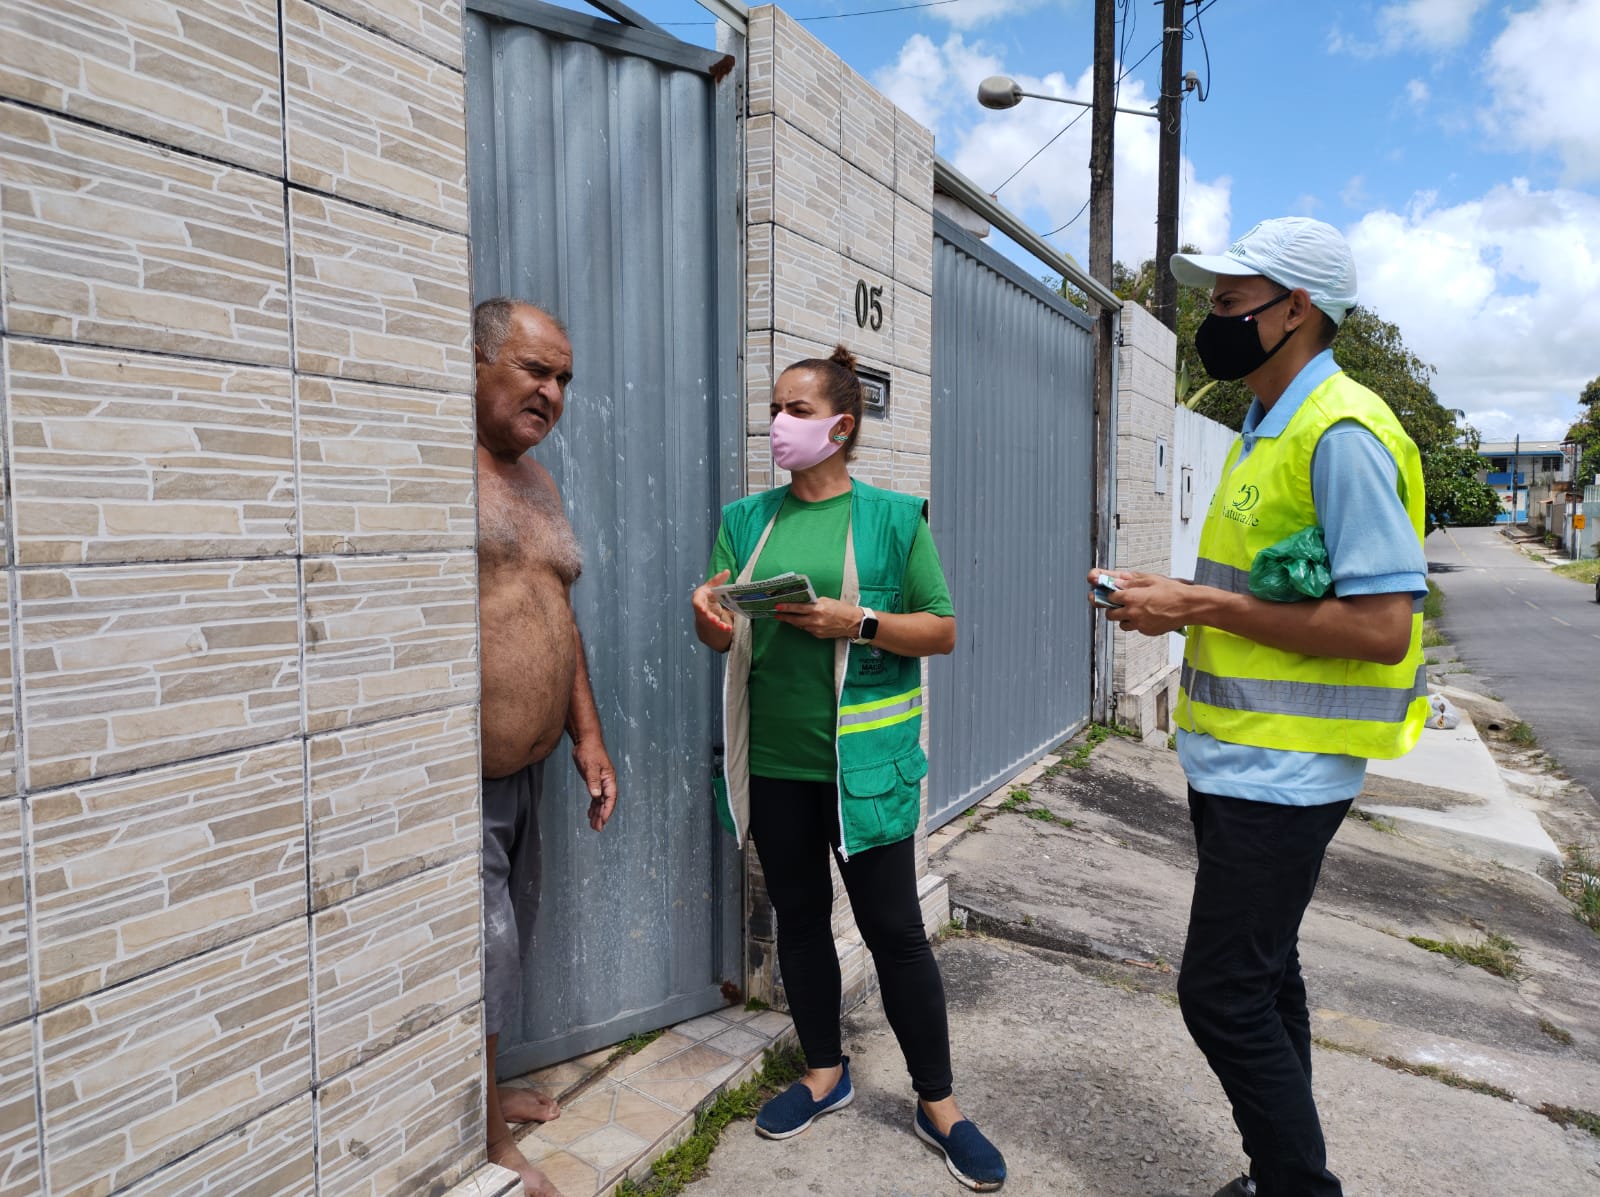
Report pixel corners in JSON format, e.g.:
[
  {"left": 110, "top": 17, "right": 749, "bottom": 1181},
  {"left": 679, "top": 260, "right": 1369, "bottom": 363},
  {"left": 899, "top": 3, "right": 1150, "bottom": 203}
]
[{"left": 1475, "top": 439, "right": 1570, "bottom": 524}]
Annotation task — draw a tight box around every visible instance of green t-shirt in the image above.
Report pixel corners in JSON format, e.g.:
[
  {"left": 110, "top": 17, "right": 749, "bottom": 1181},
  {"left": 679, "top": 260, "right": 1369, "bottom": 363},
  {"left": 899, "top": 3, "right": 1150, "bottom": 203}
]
[{"left": 709, "top": 489, "right": 955, "bottom": 781}]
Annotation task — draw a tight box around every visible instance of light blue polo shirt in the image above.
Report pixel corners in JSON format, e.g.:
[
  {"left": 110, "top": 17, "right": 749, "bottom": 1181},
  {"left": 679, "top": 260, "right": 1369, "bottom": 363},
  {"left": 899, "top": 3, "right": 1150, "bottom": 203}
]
[{"left": 1177, "top": 349, "right": 1428, "bottom": 806}]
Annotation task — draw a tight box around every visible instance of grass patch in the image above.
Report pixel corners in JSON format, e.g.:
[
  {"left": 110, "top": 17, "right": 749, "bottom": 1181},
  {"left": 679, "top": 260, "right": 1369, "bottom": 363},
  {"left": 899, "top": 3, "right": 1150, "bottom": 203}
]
[
  {"left": 742, "top": 997, "right": 770, "bottom": 1013},
  {"left": 1062, "top": 722, "right": 1139, "bottom": 769},
  {"left": 1560, "top": 845, "right": 1600, "bottom": 935},
  {"left": 609, "top": 1029, "right": 664, "bottom": 1063},
  {"left": 997, "top": 787, "right": 1032, "bottom": 813},
  {"left": 613, "top": 1044, "right": 805, "bottom": 1197},
  {"left": 1552, "top": 558, "right": 1600, "bottom": 585},
  {"left": 1538, "top": 1104, "right": 1600, "bottom": 1140},
  {"left": 1023, "top": 805, "right": 1074, "bottom": 827},
  {"left": 1538, "top": 1017, "right": 1574, "bottom": 1046},
  {"left": 1407, "top": 931, "right": 1525, "bottom": 980},
  {"left": 1507, "top": 721, "right": 1538, "bottom": 747},
  {"left": 1347, "top": 808, "right": 1398, "bottom": 834},
  {"left": 1422, "top": 578, "right": 1444, "bottom": 622},
  {"left": 1421, "top": 624, "right": 1448, "bottom": 648},
  {"left": 1378, "top": 1056, "right": 1515, "bottom": 1100},
  {"left": 995, "top": 785, "right": 1075, "bottom": 828}
]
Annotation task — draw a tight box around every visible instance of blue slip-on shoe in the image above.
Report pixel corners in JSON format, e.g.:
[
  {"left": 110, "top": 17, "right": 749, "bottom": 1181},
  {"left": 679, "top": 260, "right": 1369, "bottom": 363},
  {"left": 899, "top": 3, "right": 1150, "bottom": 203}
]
[
  {"left": 754, "top": 1057, "right": 854, "bottom": 1140},
  {"left": 914, "top": 1104, "right": 1006, "bottom": 1192}
]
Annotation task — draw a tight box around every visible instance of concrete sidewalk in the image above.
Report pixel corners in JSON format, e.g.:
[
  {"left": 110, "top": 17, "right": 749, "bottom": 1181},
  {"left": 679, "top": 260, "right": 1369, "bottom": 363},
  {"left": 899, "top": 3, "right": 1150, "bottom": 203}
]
[{"left": 680, "top": 731, "right": 1600, "bottom": 1197}]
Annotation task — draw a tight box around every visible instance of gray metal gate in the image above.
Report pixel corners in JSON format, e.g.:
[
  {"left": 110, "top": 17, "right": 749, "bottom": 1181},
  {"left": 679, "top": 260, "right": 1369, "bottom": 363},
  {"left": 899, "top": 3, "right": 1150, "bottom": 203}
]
[
  {"left": 466, "top": 0, "right": 743, "bottom": 1074},
  {"left": 927, "top": 214, "right": 1096, "bottom": 829}
]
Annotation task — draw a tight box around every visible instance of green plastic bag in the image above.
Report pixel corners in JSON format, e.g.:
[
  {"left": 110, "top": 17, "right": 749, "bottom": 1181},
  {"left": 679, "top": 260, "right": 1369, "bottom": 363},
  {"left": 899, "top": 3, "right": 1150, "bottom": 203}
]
[{"left": 1249, "top": 525, "right": 1332, "bottom": 602}]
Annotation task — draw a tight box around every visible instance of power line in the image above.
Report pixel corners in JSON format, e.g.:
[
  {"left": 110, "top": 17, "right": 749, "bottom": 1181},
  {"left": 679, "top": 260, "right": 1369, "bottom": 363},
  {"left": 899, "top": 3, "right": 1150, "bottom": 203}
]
[
  {"left": 1045, "top": 197, "right": 1091, "bottom": 237},
  {"left": 660, "top": 0, "right": 962, "bottom": 25}
]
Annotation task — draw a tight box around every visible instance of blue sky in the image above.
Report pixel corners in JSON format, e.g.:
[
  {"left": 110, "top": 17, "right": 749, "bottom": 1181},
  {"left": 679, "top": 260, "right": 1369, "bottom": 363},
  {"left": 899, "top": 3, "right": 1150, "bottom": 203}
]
[{"left": 613, "top": 0, "right": 1600, "bottom": 443}]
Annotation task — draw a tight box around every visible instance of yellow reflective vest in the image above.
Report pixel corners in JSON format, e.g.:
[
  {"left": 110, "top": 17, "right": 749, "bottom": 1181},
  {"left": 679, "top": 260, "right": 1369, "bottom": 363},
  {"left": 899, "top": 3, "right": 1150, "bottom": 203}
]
[{"left": 1175, "top": 370, "right": 1429, "bottom": 760}]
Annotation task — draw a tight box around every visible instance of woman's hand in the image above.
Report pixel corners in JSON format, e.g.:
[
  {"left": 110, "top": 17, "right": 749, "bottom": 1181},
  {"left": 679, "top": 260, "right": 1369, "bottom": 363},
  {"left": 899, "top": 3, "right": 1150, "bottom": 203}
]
[
  {"left": 773, "top": 597, "right": 864, "bottom": 640},
  {"left": 693, "top": 569, "right": 735, "bottom": 652}
]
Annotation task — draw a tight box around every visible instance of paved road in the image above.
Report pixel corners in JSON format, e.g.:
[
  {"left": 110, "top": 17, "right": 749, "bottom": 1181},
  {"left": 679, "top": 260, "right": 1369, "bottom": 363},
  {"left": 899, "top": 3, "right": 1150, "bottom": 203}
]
[{"left": 1426, "top": 524, "right": 1600, "bottom": 800}]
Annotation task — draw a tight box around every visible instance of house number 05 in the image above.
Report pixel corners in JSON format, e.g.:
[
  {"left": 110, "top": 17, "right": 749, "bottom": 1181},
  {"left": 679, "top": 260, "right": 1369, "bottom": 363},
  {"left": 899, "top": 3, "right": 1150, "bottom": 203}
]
[{"left": 853, "top": 280, "right": 885, "bottom": 331}]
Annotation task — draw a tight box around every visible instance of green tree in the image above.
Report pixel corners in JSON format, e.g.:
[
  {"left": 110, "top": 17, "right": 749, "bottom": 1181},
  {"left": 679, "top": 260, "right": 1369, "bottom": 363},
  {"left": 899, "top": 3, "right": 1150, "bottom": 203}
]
[
  {"left": 1564, "top": 375, "right": 1600, "bottom": 486},
  {"left": 1421, "top": 430, "right": 1501, "bottom": 529}
]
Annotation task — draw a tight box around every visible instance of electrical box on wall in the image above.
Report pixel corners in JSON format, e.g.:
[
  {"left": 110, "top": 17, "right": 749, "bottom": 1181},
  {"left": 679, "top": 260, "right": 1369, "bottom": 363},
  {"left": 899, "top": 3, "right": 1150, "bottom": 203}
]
[
  {"left": 1154, "top": 437, "right": 1169, "bottom": 494},
  {"left": 857, "top": 366, "right": 890, "bottom": 416},
  {"left": 1180, "top": 466, "right": 1194, "bottom": 520}
]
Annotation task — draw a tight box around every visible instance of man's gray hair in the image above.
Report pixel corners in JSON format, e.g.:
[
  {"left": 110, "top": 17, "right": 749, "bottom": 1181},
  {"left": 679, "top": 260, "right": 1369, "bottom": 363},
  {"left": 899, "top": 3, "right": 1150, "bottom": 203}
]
[{"left": 473, "top": 298, "right": 566, "bottom": 363}]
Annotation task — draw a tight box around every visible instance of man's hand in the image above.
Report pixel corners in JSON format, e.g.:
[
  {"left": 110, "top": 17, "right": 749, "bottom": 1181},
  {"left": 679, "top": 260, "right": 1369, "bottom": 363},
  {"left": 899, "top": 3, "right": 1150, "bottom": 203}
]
[
  {"left": 572, "top": 737, "right": 617, "bottom": 831},
  {"left": 773, "top": 597, "right": 864, "bottom": 640},
  {"left": 1086, "top": 568, "right": 1192, "bottom": 637}
]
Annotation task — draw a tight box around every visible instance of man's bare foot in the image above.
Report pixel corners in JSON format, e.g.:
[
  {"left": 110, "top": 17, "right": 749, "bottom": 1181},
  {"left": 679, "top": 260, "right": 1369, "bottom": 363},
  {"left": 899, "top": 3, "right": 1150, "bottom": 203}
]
[
  {"left": 489, "top": 1137, "right": 564, "bottom": 1197},
  {"left": 500, "top": 1086, "right": 561, "bottom": 1124}
]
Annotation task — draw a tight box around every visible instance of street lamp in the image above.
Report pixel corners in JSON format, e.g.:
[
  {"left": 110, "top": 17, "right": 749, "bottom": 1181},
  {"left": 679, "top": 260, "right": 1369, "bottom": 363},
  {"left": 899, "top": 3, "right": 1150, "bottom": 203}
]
[{"left": 976, "top": 74, "right": 1158, "bottom": 120}]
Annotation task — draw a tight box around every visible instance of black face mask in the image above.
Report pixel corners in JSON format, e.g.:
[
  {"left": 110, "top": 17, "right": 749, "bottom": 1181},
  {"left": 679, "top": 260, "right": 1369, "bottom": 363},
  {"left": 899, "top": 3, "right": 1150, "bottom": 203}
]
[{"left": 1194, "top": 291, "right": 1294, "bottom": 381}]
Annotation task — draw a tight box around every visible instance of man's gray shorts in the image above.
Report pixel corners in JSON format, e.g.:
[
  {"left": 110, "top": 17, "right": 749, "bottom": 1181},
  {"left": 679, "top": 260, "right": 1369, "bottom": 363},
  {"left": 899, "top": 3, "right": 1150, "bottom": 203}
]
[{"left": 483, "top": 762, "right": 543, "bottom": 1038}]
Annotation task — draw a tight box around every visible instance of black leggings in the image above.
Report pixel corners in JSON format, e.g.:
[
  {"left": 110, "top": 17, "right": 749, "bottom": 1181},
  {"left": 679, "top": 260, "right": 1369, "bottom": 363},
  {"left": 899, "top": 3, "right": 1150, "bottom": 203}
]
[{"left": 749, "top": 775, "right": 953, "bottom": 1102}]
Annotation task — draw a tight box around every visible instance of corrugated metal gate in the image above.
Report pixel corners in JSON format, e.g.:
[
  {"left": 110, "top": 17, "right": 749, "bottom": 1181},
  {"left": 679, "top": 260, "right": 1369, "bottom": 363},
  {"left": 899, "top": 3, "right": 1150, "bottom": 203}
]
[
  {"left": 466, "top": 0, "right": 742, "bottom": 1074},
  {"left": 927, "top": 214, "right": 1097, "bottom": 829}
]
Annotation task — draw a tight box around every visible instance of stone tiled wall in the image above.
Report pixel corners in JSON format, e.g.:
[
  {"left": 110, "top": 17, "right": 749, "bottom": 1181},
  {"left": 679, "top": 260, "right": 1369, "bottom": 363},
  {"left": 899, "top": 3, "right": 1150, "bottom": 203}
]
[
  {"left": 0, "top": 4, "right": 487, "bottom": 1194},
  {"left": 742, "top": 7, "right": 947, "bottom": 1009},
  {"left": 1113, "top": 302, "right": 1181, "bottom": 741}
]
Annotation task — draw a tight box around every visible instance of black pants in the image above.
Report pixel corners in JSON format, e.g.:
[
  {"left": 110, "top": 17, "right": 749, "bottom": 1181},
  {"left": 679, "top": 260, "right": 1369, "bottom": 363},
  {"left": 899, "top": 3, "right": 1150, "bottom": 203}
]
[
  {"left": 1177, "top": 787, "right": 1349, "bottom": 1197},
  {"left": 749, "top": 775, "right": 953, "bottom": 1102}
]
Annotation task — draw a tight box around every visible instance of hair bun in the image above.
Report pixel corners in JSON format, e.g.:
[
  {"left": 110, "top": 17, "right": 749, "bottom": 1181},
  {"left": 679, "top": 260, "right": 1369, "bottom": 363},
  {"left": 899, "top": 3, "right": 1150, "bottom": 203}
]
[{"left": 829, "top": 344, "right": 859, "bottom": 374}]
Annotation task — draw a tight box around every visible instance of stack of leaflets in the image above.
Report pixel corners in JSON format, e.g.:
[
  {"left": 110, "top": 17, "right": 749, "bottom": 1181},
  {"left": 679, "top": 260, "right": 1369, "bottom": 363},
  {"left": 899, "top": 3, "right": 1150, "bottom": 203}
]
[{"left": 711, "top": 573, "right": 816, "bottom": 619}]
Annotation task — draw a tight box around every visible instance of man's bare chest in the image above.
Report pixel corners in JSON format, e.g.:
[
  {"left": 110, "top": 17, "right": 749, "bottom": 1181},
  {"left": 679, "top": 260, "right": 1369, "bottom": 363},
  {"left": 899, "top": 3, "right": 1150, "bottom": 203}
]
[{"left": 478, "top": 473, "right": 584, "bottom": 585}]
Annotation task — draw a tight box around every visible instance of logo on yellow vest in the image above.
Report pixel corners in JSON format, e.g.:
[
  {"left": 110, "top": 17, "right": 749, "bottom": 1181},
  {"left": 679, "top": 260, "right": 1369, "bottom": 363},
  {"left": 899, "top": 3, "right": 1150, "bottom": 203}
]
[{"left": 1224, "top": 483, "right": 1261, "bottom": 526}]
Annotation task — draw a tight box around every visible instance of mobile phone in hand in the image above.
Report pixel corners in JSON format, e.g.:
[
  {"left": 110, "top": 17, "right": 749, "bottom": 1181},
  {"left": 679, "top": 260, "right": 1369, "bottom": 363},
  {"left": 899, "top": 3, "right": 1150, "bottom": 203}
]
[{"left": 1091, "top": 573, "right": 1124, "bottom": 608}]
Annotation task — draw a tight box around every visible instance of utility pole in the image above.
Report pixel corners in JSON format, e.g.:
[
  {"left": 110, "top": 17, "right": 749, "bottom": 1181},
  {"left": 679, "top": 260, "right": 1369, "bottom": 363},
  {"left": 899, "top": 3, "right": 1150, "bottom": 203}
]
[
  {"left": 1153, "top": 0, "right": 1185, "bottom": 330},
  {"left": 1090, "top": 0, "right": 1116, "bottom": 722}
]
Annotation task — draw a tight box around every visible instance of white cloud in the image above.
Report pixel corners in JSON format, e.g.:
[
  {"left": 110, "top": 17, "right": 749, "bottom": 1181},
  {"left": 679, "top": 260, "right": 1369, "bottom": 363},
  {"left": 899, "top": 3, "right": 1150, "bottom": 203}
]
[
  {"left": 1404, "top": 78, "right": 1430, "bottom": 108},
  {"left": 936, "top": 0, "right": 1051, "bottom": 32},
  {"left": 1376, "top": 0, "right": 1488, "bottom": 51},
  {"left": 1346, "top": 180, "right": 1600, "bottom": 440},
  {"left": 1482, "top": 0, "right": 1600, "bottom": 182},
  {"left": 875, "top": 34, "right": 1232, "bottom": 268}
]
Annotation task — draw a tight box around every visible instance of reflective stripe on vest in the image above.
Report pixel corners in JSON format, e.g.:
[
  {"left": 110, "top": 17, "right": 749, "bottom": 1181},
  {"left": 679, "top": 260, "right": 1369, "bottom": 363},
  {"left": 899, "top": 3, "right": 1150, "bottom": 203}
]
[
  {"left": 1182, "top": 662, "right": 1427, "bottom": 724},
  {"left": 837, "top": 687, "right": 924, "bottom": 735},
  {"left": 1195, "top": 555, "right": 1427, "bottom": 612}
]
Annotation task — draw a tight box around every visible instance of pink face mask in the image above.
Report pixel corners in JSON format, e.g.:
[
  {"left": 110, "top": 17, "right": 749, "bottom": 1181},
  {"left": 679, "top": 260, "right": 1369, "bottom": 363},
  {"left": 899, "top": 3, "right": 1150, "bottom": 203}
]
[{"left": 770, "top": 411, "right": 847, "bottom": 472}]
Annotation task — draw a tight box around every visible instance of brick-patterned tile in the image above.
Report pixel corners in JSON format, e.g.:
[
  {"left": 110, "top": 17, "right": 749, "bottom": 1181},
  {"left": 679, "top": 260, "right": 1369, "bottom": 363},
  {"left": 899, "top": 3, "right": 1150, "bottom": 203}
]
[
  {"left": 894, "top": 106, "right": 935, "bottom": 212},
  {"left": 0, "top": 801, "right": 24, "bottom": 1026},
  {"left": 5, "top": 340, "right": 295, "bottom": 565},
  {"left": 894, "top": 193, "right": 934, "bottom": 296},
  {"left": 303, "top": 551, "right": 476, "bottom": 733},
  {"left": 308, "top": 706, "right": 478, "bottom": 909},
  {"left": 772, "top": 225, "right": 845, "bottom": 349},
  {"left": 0, "top": 1021, "right": 39, "bottom": 1197},
  {"left": 289, "top": 190, "right": 472, "bottom": 391},
  {"left": 30, "top": 743, "right": 305, "bottom": 1010},
  {"left": 0, "top": 0, "right": 283, "bottom": 173},
  {"left": 317, "top": 1005, "right": 483, "bottom": 1197},
  {"left": 892, "top": 280, "right": 933, "bottom": 374},
  {"left": 39, "top": 922, "right": 311, "bottom": 1197},
  {"left": 314, "top": 0, "right": 466, "bottom": 70},
  {"left": 771, "top": 116, "right": 841, "bottom": 251},
  {"left": 770, "top": 9, "right": 839, "bottom": 154},
  {"left": 313, "top": 855, "right": 478, "bottom": 1078},
  {"left": 746, "top": 6, "right": 773, "bottom": 117},
  {"left": 746, "top": 221, "right": 773, "bottom": 334},
  {"left": 116, "top": 1096, "right": 313, "bottom": 1197},
  {"left": 18, "top": 563, "right": 300, "bottom": 793},
  {"left": 297, "top": 375, "right": 474, "bottom": 554},
  {"left": 746, "top": 113, "right": 773, "bottom": 226},
  {"left": 284, "top": 0, "right": 468, "bottom": 231},
  {"left": 841, "top": 69, "right": 896, "bottom": 188},
  {"left": 841, "top": 164, "right": 894, "bottom": 277},
  {"left": 0, "top": 104, "right": 289, "bottom": 365},
  {"left": 0, "top": 577, "right": 12, "bottom": 800},
  {"left": 18, "top": 561, "right": 300, "bottom": 790}
]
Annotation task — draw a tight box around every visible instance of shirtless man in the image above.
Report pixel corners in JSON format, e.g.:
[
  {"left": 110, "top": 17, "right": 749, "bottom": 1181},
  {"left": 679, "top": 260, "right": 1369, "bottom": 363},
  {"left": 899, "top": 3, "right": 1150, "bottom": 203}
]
[{"left": 474, "top": 298, "right": 618, "bottom": 1197}]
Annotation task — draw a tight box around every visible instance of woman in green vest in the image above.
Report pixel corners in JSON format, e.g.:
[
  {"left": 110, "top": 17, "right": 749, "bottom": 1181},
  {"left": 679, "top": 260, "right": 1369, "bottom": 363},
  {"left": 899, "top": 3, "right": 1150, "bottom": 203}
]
[{"left": 690, "top": 346, "right": 1006, "bottom": 1192}]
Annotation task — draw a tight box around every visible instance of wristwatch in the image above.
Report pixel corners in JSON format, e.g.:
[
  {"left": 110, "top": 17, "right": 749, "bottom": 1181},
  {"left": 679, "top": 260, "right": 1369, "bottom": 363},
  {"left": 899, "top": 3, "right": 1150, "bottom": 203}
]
[{"left": 851, "top": 606, "right": 879, "bottom": 645}]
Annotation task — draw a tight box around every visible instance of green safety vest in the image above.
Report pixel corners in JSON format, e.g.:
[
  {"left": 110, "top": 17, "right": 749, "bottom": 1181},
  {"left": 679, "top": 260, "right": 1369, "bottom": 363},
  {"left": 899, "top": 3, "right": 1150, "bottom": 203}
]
[
  {"left": 1175, "top": 370, "right": 1429, "bottom": 759},
  {"left": 717, "top": 481, "right": 930, "bottom": 858}
]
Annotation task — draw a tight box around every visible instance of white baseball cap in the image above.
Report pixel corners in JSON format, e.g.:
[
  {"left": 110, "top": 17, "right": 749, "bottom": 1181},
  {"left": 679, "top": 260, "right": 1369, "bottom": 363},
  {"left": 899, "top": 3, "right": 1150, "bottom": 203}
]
[{"left": 1170, "top": 217, "right": 1359, "bottom": 326}]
